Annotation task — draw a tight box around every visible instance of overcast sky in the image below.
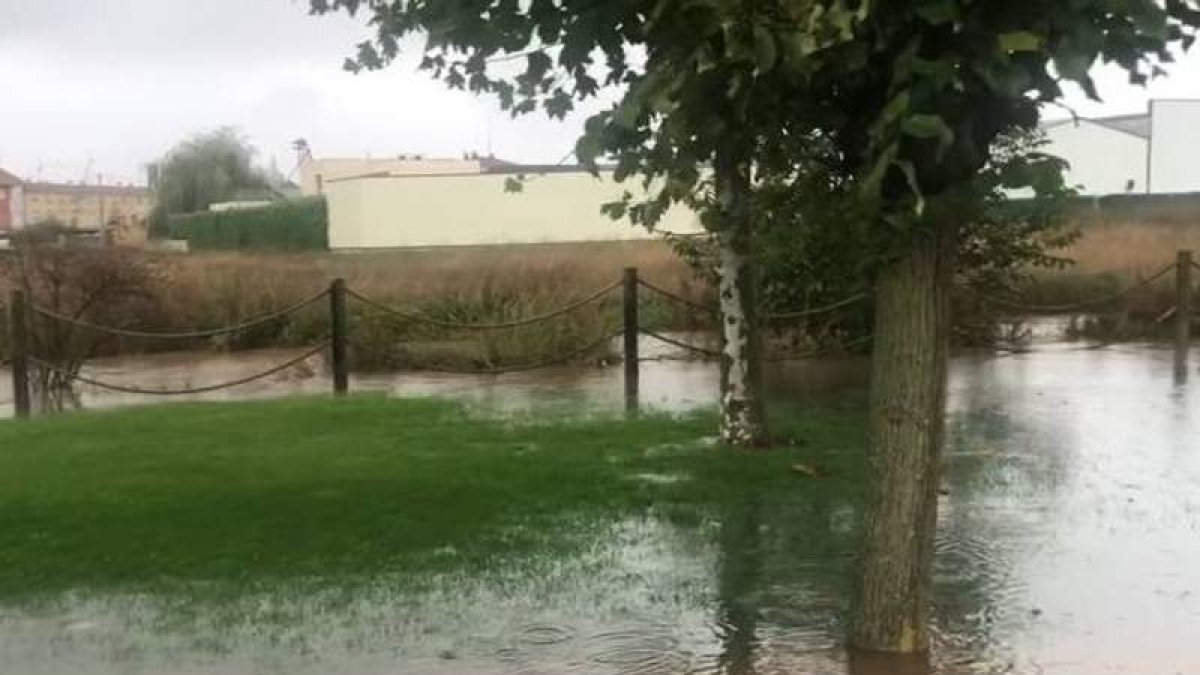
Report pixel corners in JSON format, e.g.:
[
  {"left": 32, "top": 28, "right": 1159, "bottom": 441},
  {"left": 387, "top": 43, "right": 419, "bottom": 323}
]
[{"left": 2, "top": 0, "right": 1199, "bottom": 185}]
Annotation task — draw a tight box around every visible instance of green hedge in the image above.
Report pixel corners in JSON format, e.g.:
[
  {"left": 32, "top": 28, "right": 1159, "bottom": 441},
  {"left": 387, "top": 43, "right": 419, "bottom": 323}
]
[{"left": 168, "top": 197, "right": 328, "bottom": 251}]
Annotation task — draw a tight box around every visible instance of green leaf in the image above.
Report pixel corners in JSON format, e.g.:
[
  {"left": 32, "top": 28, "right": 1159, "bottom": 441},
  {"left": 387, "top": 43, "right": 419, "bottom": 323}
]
[
  {"left": 895, "top": 160, "right": 925, "bottom": 215},
  {"left": 503, "top": 176, "right": 526, "bottom": 193},
  {"left": 613, "top": 100, "right": 641, "bottom": 128},
  {"left": 600, "top": 200, "right": 628, "bottom": 220},
  {"left": 786, "top": 31, "right": 819, "bottom": 60},
  {"left": 869, "top": 90, "right": 911, "bottom": 145},
  {"left": 753, "top": 25, "right": 778, "bottom": 73},
  {"left": 998, "top": 31, "right": 1043, "bottom": 53},
  {"left": 1053, "top": 51, "right": 1095, "bottom": 81},
  {"left": 901, "top": 114, "right": 954, "bottom": 142},
  {"left": 574, "top": 127, "right": 605, "bottom": 171},
  {"left": 914, "top": 0, "right": 957, "bottom": 25}
]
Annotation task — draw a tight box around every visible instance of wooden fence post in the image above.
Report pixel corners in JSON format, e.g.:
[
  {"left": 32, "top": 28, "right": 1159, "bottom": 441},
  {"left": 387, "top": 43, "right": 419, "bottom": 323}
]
[
  {"left": 330, "top": 278, "right": 349, "bottom": 396},
  {"left": 1176, "top": 250, "right": 1193, "bottom": 376},
  {"left": 623, "top": 267, "right": 639, "bottom": 413},
  {"left": 8, "top": 289, "right": 31, "bottom": 419}
]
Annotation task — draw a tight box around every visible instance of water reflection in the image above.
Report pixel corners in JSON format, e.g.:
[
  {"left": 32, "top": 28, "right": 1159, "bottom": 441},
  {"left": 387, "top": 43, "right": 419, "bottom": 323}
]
[
  {"left": 0, "top": 342, "right": 1197, "bottom": 673},
  {"left": 0, "top": 334, "right": 868, "bottom": 418}
]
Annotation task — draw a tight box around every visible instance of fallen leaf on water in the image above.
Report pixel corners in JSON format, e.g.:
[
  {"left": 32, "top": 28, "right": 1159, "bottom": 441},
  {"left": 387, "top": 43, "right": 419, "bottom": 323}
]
[{"left": 791, "top": 463, "right": 827, "bottom": 478}]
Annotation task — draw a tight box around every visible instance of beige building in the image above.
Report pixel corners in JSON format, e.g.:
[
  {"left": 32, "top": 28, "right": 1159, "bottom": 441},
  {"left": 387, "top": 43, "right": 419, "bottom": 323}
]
[
  {"left": 22, "top": 182, "right": 151, "bottom": 231},
  {"left": 22, "top": 182, "right": 151, "bottom": 245},
  {"left": 324, "top": 165, "right": 703, "bottom": 250},
  {"left": 0, "top": 167, "right": 152, "bottom": 245}
]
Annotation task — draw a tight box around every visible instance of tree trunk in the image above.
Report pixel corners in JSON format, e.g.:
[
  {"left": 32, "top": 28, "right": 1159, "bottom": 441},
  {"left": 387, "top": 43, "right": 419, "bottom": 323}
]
[
  {"left": 714, "top": 158, "right": 767, "bottom": 447},
  {"left": 852, "top": 220, "right": 956, "bottom": 653}
]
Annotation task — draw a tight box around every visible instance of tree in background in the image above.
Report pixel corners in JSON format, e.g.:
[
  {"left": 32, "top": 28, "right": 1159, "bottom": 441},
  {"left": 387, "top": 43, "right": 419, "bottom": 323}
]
[{"left": 148, "top": 127, "right": 270, "bottom": 238}]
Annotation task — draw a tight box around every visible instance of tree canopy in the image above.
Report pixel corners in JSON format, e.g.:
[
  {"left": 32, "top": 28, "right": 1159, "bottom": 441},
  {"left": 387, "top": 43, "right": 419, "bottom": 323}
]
[
  {"left": 149, "top": 127, "right": 271, "bottom": 236},
  {"left": 312, "top": 0, "right": 1198, "bottom": 230}
]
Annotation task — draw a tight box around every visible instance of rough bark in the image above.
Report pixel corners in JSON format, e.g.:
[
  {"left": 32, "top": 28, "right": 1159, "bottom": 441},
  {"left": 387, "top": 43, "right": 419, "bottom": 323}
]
[
  {"left": 851, "top": 220, "right": 956, "bottom": 653},
  {"left": 714, "top": 157, "right": 767, "bottom": 447}
]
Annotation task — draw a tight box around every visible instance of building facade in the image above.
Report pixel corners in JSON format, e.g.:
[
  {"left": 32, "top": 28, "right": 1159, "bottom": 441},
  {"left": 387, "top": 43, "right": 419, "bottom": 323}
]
[
  {"left": 0, "top": 168, "right": 23, "bottom": 232},
  {"left": 0, "top": 167, "right": 151, "bottom": 244},
  {"left": 324, "top": 165, "right": 702, "bottom": 250},
  {"left": 21, "top": 182, "right": 151, "bottom": 232},
  {"left": 1042, "top": 99, "right": 1200, "bottom": 196}
]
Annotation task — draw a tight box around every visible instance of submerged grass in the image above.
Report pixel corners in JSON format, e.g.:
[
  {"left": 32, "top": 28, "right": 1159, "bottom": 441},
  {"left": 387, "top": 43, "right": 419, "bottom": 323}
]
[{"left": 0, "top": 396, "right": 867, "bottom": 602}]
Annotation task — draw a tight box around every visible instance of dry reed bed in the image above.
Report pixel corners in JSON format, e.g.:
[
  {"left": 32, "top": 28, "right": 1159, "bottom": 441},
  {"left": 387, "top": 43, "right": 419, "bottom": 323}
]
[{"left": 137, "top": 242, "right": 708, "bottom": 369}]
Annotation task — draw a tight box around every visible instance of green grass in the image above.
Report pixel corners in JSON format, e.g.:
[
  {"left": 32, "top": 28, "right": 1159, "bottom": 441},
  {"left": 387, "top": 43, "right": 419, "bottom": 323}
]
[{"left": 0, "top": 396, "right": 867, "bottom": 601}]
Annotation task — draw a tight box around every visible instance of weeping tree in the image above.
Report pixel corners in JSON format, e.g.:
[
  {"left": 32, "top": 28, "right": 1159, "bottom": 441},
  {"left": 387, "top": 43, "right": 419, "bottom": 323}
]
[
  {"left": 310, "top": 0, "right": 1200, "bottom": 653},
  {"left": 148, "top": 127, "right": 271, "bottom": 238}
]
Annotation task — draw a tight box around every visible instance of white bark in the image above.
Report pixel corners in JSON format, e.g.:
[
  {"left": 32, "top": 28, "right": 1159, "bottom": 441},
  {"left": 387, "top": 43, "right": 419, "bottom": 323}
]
[{"left": 716, "top": 231, "right": 764, "bottom": 446}]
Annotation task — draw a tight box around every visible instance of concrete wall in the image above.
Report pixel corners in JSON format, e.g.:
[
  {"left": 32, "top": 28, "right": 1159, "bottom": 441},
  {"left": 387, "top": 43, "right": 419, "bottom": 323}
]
[
  {"left": 1148, "top": 100, "right": 1200, "bottom": 194},
  {"left": 1043, "top": 120, "right": 1148, "bottom": 196},
  {"left": 325, "top": 171, "right": 703, "bottom": 249}
]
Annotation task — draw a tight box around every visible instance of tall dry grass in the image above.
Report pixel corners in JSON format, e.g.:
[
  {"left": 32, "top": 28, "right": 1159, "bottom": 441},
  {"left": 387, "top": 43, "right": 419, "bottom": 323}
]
[
  {"left": 1057, "top": 201, "right": 1200, "bottom": 274},
  {"left": 1009, "top": 203, "right": 1199, "bottom": 338},
  {"left": 95, "top": 241, "right": 709, "bottom": 369}
]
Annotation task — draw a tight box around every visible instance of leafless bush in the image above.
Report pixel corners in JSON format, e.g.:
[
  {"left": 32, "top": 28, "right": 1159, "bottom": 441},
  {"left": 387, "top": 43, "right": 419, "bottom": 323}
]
[{"left": 0, "top": 228, "right": 164, "bottom": 411}]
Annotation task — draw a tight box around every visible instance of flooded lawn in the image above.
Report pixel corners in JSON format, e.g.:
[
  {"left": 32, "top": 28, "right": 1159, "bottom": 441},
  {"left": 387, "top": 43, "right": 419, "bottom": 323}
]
[{"left": 0, "top": 340, "right": 1196, "bottom": 674}]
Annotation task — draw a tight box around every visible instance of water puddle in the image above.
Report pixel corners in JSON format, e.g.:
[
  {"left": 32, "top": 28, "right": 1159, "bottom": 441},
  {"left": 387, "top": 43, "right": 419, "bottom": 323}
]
[
  {"left": 0, "top": 334, "right": 868, "bottom": 417},
  {"left": 1, "top": 338, "right": 1198, "bottom": 673}
]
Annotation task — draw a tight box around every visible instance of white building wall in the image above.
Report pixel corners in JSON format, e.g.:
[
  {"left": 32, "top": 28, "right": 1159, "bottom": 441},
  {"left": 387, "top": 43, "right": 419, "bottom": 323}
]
[
  {"left": 325, "top": 171, "right": 702, "bottom": 249},
  {"left": 1148, "top": 100, "right": 1200, "bottom": 194},
  {"left": 1042, "top": 120, "right": 1148, "bottom": 196}
]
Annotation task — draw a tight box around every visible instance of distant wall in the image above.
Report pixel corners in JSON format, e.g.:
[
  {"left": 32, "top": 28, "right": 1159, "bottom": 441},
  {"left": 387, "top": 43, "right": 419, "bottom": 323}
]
[
  {"left": 1043, "top": 120, "right": 1148, "bottom": 196},
  {"left": 1064, "top": 192, "right": 1200, "bottom": 272},
  {"left": 1148, "top": 100, "right": 1200, "bottom": 194},
  {"left": 325, "top": 171, "right": 703, "bottom": 250}
]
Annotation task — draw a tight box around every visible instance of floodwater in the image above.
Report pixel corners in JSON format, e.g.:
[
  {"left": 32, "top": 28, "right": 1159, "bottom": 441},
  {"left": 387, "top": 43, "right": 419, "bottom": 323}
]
[
  {"left": 0, "top": 335, "right": 1198, "bottom": 674},
  {"left": 0, "top": 334, "right": 867, "bottom": 418}
]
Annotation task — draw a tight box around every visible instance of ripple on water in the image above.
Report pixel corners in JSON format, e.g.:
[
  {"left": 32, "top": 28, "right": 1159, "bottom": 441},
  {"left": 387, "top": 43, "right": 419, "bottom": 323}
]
[{"left": 583, "top": 624, "right": 691, "bottom": 674}]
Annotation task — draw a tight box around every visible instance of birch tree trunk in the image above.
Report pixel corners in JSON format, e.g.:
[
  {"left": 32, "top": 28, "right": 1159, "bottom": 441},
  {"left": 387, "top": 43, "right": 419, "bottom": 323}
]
[
  {"left": 851, "top": 220, "right": 956, "bottom": 653},
  {"left": 714, "top": 157, "right": 767, "bottom": 447}
]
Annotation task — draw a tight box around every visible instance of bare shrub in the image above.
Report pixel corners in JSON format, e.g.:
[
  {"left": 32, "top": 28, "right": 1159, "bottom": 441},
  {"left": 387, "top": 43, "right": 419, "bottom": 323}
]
[{"left": 0, "top": 228, "right": 164, "bottom": 411}]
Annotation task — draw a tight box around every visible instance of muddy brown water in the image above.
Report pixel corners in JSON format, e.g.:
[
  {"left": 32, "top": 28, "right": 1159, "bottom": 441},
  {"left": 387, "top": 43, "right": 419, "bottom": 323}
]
[{"left": 0, "top": 334, "right": 1197, "bottom": 674}]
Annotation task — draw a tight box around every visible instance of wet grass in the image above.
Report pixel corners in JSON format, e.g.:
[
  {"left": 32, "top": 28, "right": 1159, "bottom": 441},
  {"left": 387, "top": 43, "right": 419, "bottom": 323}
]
[{"left": 0, "top": 396, "right": 867, "bottom": 602}]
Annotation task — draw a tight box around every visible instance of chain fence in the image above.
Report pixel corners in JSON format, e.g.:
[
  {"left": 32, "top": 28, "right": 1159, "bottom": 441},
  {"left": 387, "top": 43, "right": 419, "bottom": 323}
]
[
  {"left": 28, "top": 289, "right": 331, "bottom": 340},
  {"left": 4, "top": 251, "right": 1195, "bottom": 417},
  {"left": 959, "top": 262, "right": 1177, "bottom": 314},
  {"left": 28, "top": 341, "right": 331, "bottom": 396}
]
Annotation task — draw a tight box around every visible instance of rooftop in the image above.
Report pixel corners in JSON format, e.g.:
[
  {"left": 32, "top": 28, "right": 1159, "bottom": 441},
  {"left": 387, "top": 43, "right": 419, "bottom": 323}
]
[
  {"left": 23, "top": 182, "right": 150, "bottom": 196},
  {"left": 0, "top": 167, "right": 23, "bottom": 187},
  {"left": 1043, "top": 112, "right": 1152, "bottom": 139}
]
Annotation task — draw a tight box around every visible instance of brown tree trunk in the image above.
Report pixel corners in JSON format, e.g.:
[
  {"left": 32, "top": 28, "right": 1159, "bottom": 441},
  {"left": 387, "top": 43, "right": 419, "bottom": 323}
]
[
  {"left": 852, "top": 220, "right": 956, "bottom": 653},
  {"left": 714, "top": 156, "right": 767, "bottom": 447}
]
